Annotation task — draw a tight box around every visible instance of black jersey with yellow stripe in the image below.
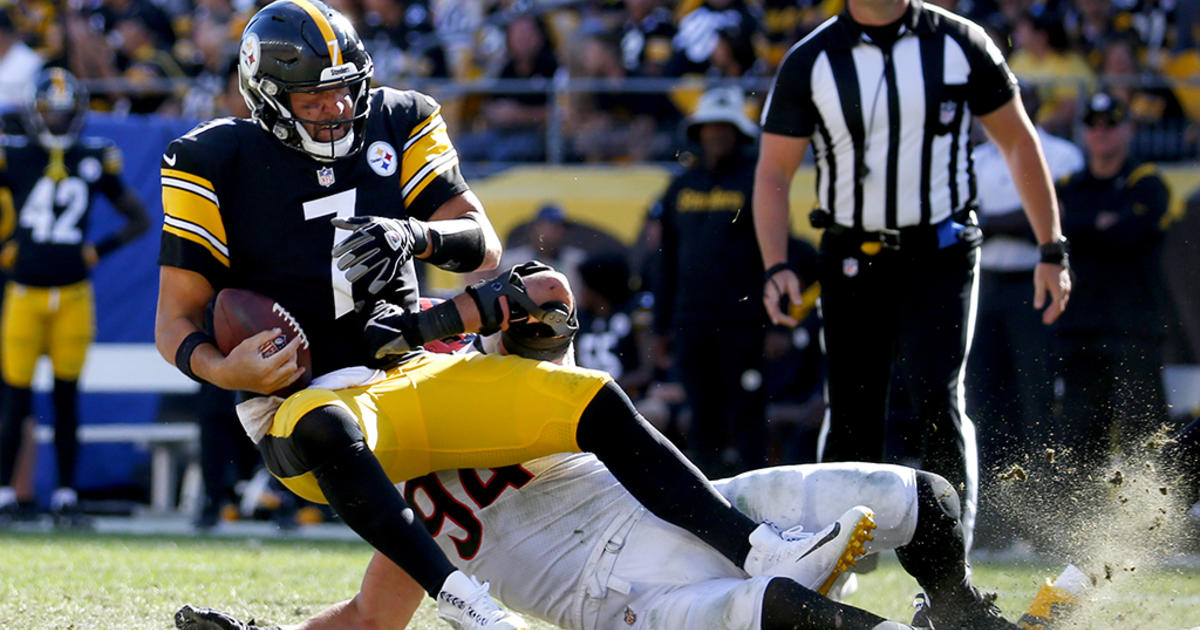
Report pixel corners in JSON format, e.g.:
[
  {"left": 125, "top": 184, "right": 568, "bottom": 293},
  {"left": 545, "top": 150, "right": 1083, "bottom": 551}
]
[
  {"left": 157, "top": 87, "right": 469, "bottom": 377},
  {"left": 0, "top": 135, "right": 125, "bottom": 286},
  {"left": 0, "top": 135, "right": 126, "bottom": 287}
]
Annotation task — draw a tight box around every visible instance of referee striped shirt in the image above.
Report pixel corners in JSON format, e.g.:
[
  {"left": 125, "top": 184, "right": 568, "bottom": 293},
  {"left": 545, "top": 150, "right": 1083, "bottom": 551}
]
[{"left": 761, "top": 0, "right": 1016, "bottom": 231}]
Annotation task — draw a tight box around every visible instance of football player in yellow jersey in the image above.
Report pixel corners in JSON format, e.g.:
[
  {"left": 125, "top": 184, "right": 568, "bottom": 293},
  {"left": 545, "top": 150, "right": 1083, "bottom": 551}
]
[
  {"left": 154, "top": 2, "right": 859, "bottom": 629},
  {"left": 0, "top": 68, "right": 149, "bottom": 526}
]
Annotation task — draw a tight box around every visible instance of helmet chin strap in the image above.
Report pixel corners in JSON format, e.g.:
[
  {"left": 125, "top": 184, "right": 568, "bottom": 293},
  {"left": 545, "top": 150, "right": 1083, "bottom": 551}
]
[{"left": 295, "top": 121, "right": 356, "bottom": 161}]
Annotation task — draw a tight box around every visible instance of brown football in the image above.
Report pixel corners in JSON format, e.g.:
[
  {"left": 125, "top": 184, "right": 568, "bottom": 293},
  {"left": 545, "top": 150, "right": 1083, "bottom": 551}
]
[{"left": 212, "top": 288, "right": 313, "bottom": 396}]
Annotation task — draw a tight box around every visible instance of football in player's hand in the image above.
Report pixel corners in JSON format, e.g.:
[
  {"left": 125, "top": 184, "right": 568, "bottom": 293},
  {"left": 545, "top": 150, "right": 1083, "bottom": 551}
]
[{"left": 213, "top": 288, "right": 313, "bottom": 396}]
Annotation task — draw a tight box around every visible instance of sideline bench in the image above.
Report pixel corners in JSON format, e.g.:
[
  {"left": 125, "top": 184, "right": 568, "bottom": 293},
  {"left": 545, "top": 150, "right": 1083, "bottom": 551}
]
[
  {"left": 29, "top": 343, "right": 201, "bottom": 514},
  {"left": 33, "top": 422, "right": 199, "bottom": 513}
]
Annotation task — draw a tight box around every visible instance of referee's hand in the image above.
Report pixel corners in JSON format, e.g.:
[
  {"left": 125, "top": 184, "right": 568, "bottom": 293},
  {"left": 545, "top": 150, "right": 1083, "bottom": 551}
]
[
  {"left": 1034, "top": 262, "right": 1071, "bottom": 324},
  {"left": 764, "top": 267, "right": 803, "bottom": 328}
]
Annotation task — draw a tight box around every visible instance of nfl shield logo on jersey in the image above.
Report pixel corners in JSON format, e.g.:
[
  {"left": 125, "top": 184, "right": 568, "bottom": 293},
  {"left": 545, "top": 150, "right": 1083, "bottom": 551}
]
[
  {"left": 842, "top": 257, "right": 859, "bottom": 277},
  {"left": 623, "top": 606, "right": 637, "bottom": 625},
  {"left": 317, "top": 166, "right": 335, "bottom": 187},
  {"left": 939, "top": 100, "right": 958, "bottom": 126}
]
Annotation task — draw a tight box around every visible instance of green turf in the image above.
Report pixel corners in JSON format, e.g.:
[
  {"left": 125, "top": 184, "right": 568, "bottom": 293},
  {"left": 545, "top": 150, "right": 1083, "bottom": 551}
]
[{"left": 1, "top": 530, "right": 1198, "bottom": 629}]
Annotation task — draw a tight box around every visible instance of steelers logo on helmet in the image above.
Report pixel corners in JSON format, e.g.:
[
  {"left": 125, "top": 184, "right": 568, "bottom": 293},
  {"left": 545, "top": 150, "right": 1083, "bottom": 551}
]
[
  {"left": 240, "top": 31, "right": 261, "bottom": 77},
  {"left": 237, "top": 0, "right": 374, "bottom": 162},
  {"left": 23, "top": 68, "right": 88, "bottom": 151}
]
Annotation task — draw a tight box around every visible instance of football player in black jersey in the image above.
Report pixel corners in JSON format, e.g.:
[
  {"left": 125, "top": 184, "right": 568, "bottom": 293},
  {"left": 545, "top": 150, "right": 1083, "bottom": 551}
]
[
  {"left": 155, "top": 2, "right": 857, "bottom": 628},
  {"left": 0, "top": 68, "right": 149, "bottom": 526}
]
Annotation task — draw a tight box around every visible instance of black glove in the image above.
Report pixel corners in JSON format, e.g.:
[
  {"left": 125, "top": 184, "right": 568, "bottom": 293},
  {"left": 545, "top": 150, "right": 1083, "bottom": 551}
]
[
  {"left": 363, "top": 300, "right": 416, "bottom": 359},
  {"left": 174, "top": 605, "right": 279, "bottom": 630},
  {"left": 331, "top": 216, "right": 429, "bottom": 297}
]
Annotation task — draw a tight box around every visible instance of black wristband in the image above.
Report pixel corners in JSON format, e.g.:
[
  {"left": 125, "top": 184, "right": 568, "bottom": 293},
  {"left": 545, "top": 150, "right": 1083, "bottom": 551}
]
[
  {"left": 413, "top": 298, "right": 467, "bottom": 347},
  {"left": 764, "top": 263, "right": 791, "bottom": 286},
  {"left": 175, "top": 331, "right": 216, "bottom": 384},
  {"left": 1039, "top": 238, "right": 1070, "bottom": 266},
  {"left": 423, "top": 217, "right": 486, "bottom": 272}
]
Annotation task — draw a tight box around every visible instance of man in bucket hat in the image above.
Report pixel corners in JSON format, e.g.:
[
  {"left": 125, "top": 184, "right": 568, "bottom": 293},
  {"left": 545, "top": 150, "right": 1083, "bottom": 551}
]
[{"left": 652, "top": 86, "right": 771, "bottom": 477}]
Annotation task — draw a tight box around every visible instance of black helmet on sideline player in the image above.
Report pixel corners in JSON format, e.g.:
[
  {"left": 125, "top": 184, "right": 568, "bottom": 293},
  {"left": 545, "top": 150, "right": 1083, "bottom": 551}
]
[
  {"left": 237, "top": 0, "right": 374, "bottom": 161},
  {"left": 22, "top": 68, "right": 88, "bottom": 151}
]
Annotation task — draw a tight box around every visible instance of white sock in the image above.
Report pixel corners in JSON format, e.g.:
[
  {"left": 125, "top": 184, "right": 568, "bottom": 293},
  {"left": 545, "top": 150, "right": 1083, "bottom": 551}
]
[{"left": 0, "top": 486, "right": 15, "bottom": 507}]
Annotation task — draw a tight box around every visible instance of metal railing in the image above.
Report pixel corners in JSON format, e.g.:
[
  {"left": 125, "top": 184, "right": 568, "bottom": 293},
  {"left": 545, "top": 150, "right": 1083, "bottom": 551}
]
[{"left": 4, "top": 74, "right": 1195, "bottom": 164}]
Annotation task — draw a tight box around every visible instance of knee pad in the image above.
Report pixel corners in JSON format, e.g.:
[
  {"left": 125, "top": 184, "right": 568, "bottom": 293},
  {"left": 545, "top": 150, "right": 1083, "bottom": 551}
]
[
  {"left": 915, "top": 470, "right": 961, "bottom": 523},
  {"left": 259, "top": 405, "right": 365, "bottom": 478}
]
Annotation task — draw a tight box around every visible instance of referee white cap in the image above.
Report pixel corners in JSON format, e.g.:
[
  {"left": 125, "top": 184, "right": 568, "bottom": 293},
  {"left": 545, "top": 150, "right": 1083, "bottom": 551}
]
[{"left": 685, "top": 86, "right": 758, "bottom": 143}]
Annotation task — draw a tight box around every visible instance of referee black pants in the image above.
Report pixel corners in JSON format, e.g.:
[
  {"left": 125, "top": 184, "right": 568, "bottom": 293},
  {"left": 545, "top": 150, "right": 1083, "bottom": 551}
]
[{"left": 817, "top": 235, "right": 979, "bottom": 544}]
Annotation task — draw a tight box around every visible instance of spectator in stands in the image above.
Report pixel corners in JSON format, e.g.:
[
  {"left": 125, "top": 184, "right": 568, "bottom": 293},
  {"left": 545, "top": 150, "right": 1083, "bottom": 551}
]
[
  {"left": 968, "top": 83, "right": 1084, "bottom": 550},
  {"left": 1053, "top": 91, "right": 1171, "bottom": 473},
  {"left": 359, "top": 0, "right": 449, "bottom": 85},
  {"left": 667, "top": 0, "right": 760, "bottom": 76},
  {"left": 566, "top": 29, "right": 677, "bottom": 162},
  {"left": 0, "top": 9, "right": 43, "bottom": 108},
  {"left": 618, "top": 0, "right": 676, "bottom": 78},
  {"left": 653, "top": 86, "right": 766, "bottom": 477},
  {"left": 496, "top": 203, "right": 587, "bottom": 293},
  {"left": 456, "top": 11, "right": 557, "bottom": 162},
  {"left": 56, "top": 11, "right": 120, "bottom": 98},
  {"left": 1098, "top": 32, "right": 1192, "bottom": 162},
  {"left": 93, "top": 0, "right": 176, "bottom": 51},
  {"left": 758, "top": 0, "right": 832, "bottom": 69},
  {"left": 709, "top": 24, "right": 765, "bottom": 80},
  {"left": 1066, "top": 0, "right": 1118, "bottom": 63},
  {"left": 1008, "top": 10, "right": 1095, "bottom": 136},
  {"left": 179, "top": 14, "right": 237, "bottom": 120},
  {"left": 575, "top": 251, "right": 657, "bottom": 401},
  {"left": 110, "top": 9, "right": 188, "bottom": 114}
]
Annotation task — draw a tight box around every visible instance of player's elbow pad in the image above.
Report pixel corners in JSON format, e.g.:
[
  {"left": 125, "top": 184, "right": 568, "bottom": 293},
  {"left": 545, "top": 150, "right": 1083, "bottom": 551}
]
[{"left": 421, "top": 217, "right": 486, "bottom": 272}]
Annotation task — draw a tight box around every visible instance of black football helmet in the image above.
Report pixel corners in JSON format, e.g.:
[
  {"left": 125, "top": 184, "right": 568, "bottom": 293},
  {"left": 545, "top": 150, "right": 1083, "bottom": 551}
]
[
  {"left": 238, "top": 0, "right": 374, "bottom": 161},
  {"left": 23, "top": 68, "right": 88, "bottom": 150}
]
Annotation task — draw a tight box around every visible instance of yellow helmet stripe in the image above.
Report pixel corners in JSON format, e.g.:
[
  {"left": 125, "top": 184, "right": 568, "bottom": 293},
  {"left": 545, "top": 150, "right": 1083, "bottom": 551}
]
[
  {"left": 290, "top": 0, "right": 342, "bottom": 67},
  {"left": 50, "top": 68, "right": 68, "bottom": 99}
]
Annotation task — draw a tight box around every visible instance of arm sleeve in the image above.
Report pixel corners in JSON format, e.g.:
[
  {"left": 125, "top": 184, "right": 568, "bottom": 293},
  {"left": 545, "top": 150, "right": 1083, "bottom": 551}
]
[
  {"left": 157, "top": 127, "right": 232, "bottom": 288},
  {"left": 959, "top": 22, "right": 1018, "bottom": 116},
  {"left": 760, "top": 43, "right": 820, "bottom": 138},
  {"left": 396, "top": 92, "right": 470, "bottom": 221}
]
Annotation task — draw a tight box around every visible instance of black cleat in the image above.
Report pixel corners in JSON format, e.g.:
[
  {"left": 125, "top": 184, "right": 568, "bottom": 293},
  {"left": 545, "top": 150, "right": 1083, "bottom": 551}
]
[
  {"left": 912, "top": 587, "right": 1022, "bottom": 630},
  {"left": 174, "top": 605, "right": 280, "bottom": 630}
]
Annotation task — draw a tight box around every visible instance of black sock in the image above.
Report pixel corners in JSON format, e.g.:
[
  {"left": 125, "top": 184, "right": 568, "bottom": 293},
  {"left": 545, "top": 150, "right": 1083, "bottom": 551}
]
[
  {"left": 290, "top": 406, "right": 456, "bottom": 596},
  {"left": 52, "top": 379, "right": 80, "bottom": 489},
  {"left": 894, "top": 471, "right": 971, "bottom": 602},
  {"left": 761, "top": 577, "right": 891, "bottom": 630},
  {"left": 0, "top": 387, "right": 32, "bottom": 487},
  {"left": 576, "top": 381, "right": 757, "bottom": 566}
]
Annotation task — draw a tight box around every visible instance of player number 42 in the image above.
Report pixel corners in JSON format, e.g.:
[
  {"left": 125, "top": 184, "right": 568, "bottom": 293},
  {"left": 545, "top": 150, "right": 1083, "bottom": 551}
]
[{"left": 19, "top": 176, "right": 87, "bottom": 245}]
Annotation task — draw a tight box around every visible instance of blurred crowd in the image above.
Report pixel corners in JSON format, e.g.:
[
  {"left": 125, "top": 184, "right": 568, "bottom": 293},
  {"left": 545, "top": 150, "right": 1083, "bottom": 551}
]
[{"left": 1, "top": 0, "right": 1199, "bottom": 162}]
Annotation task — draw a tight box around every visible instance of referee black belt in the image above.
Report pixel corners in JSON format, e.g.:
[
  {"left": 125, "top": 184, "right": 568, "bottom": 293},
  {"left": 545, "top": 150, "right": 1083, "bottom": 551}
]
[{"left": 824, "top": 222, "right": 941, "bottom": 255}]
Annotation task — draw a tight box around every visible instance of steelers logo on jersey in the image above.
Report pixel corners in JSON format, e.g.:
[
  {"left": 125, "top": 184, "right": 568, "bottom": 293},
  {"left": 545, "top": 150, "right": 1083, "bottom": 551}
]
[
  {"left": 78, "top": 156, "right": 102, "bottom": 182},
  {"left": 367, "top": 141, "right": 398, "bottom": 177}
]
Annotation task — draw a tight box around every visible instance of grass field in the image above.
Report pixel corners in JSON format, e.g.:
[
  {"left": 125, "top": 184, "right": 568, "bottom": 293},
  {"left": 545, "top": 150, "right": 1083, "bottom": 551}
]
[{"left": 2, "top": 530, "right": 1199, "bottom": 629}]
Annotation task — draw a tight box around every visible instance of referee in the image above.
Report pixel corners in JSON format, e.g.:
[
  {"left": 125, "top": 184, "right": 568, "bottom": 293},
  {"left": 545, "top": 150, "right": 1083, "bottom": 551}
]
[{"left": 752, "top": 0, "right": 1071, "bottom": 557}]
